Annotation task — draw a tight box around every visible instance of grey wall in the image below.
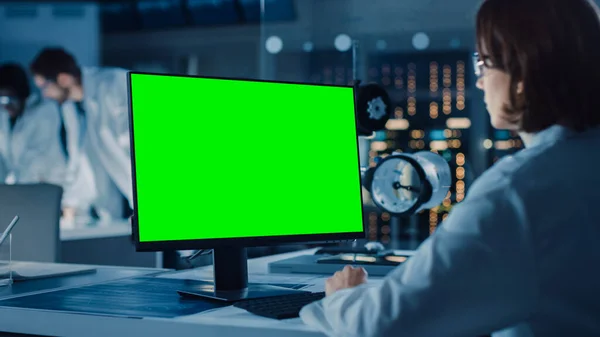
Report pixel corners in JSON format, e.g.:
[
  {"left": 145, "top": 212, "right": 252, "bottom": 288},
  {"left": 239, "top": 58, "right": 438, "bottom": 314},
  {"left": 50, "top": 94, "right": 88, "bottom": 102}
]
[
  {"left": 102, "top": 0, "right": 487, "bottom": 174},
  {"left": 0, "top": 2, "right": 99, "bottom": 68},
  {"left": 102, "top": 0, "right": 478, "bottom": 76}
]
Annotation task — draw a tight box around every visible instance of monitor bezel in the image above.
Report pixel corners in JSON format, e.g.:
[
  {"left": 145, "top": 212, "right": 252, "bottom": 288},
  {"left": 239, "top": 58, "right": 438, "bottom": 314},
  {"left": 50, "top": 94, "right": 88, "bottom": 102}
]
[{"left": 127, "top": 71, "right": 367, "bottom": 252}]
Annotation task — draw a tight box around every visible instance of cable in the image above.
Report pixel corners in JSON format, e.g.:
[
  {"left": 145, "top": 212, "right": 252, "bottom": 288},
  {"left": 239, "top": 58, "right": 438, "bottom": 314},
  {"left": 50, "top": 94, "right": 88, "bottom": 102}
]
[{"left": 184, "top": 249, "right": 213, "bottom": 268}]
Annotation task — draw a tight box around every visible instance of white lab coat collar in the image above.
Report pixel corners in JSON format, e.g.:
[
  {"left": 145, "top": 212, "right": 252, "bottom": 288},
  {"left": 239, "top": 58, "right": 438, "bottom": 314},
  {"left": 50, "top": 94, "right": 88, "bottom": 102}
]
[
  {"left": 521, "top": 123, "right": 600, "bottom": 150},
  {"left": 24, "top": 93, "right": 42, "bottom": 110},
  {"left": 520, "top": 124, "right": 574, "bottom": 149},
  {"left": 81, "top": 67, "right": 100, "bottom": 110},
  {"left": 2, "top": 94, "right": 43, "bottom": 132}
]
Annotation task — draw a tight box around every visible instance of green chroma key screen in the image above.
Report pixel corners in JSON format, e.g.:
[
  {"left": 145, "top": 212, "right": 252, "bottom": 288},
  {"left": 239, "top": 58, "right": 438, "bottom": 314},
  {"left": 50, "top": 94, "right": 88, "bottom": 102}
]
[{"left": 129, "top": 73, "right": 365, "bottom": 242}]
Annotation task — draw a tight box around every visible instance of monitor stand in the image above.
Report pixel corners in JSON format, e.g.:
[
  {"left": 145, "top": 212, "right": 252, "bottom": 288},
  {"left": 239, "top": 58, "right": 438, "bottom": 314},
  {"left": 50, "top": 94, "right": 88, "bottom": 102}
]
[{"left": 176, "top": 247, "right": 307, "bottom": 302}]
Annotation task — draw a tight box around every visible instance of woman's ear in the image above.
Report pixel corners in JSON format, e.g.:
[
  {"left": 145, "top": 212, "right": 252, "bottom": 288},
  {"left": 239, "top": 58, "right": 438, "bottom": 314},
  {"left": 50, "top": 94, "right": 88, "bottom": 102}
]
[{"left": 517, "top": 81, "right": 524, "bottom": 94}]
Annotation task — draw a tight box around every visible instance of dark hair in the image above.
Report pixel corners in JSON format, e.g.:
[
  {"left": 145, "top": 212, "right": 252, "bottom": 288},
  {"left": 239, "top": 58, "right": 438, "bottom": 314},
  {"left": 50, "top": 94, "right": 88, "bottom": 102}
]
[
  {"left": 30, "top": 47, "right": 81, "bottom": 82},
  {"left": 476, "top": 0, "right": 600, "bottom": 133},
  {"left": 0, "top": 63, "right": 31, "bottom": 101}
]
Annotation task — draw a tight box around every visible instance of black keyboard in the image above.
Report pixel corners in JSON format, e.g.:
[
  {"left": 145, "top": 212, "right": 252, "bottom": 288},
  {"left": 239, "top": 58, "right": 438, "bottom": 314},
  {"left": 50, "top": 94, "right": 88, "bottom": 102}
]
[{"left": 233, "top": 292, "right": 325, "bottom": 319}]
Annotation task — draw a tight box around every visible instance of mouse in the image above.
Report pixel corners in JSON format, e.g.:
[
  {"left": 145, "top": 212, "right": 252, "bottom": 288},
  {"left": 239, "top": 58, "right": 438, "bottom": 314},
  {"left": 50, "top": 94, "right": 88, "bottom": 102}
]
[{"left": 364, "top": 241, "right": 386, "bottom": 252}]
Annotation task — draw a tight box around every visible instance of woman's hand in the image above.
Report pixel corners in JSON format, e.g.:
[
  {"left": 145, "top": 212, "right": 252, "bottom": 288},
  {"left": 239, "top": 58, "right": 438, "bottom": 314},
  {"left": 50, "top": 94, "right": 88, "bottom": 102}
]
[
  {"left": 62, "top": 207, "right": 76, "bottom": 221},
  {"left": 325, "top": 265, "right": 368, "bottom": 296}
]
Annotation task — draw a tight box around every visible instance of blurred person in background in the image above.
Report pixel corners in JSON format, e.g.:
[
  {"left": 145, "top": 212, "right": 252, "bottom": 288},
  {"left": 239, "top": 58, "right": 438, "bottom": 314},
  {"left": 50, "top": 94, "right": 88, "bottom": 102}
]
[
  {"left": 30, "top": 47, "right": 133, "bottom": 222},
  {"left": 0, "top": 63, "right": 66, "bottom": 186},
  {"left": 55, "top": 99, "right": 98, "bottom": 225},
  {"left": 300, "top": 0, "right": 600, "bottom": 336}
]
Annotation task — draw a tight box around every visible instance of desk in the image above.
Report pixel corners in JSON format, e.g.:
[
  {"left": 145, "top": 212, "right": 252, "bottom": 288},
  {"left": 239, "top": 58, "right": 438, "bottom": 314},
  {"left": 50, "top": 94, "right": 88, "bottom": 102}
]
[
  {"left": 60, "top": 221, "right": 132, "bottom": 241},
  {"left": 59, "top": 221, "right": 310, "bottom": 269},
  {"left": 0, "top": 264, "right": 166, "bottom": 301},
  {"left": 0, "top": 249, "right": 342, "bottom": 337},
  {"left": 60, "top": 221, "right": 162, "bottom": 268}
]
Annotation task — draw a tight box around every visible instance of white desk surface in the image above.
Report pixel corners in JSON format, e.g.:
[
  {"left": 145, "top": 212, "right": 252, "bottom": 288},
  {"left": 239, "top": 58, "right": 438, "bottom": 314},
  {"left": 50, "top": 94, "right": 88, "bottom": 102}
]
[
  {"left": 0, "top": 248, "right": 374, "bottom": 337},
  {"left": 60, "top": 220, "right": 131, "bottom": 241}
]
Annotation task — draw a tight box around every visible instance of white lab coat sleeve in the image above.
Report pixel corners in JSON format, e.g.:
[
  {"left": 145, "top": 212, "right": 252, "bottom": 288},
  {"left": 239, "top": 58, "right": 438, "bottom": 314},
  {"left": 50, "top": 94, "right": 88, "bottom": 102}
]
[
  {"left": 108, "top": 70, "right": 131, "bottom": 154},
  {"left": 299, "top": 185, "right": 538, "bottom": 337},
  {"left": 101, "top": 70, "right": 133, "bottom": 207}
]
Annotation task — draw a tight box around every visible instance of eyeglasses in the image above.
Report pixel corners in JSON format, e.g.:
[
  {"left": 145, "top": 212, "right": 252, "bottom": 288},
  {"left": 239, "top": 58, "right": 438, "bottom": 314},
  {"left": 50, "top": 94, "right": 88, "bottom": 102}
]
[
  {"left": 0, "top": 95, "right": 22, "bottom": 113},
  {"left": 473, "top": 52, "right": 496, "bottom": 78},
  {"left": 0, "top": 95, "right": 19, "bottom": 107}
]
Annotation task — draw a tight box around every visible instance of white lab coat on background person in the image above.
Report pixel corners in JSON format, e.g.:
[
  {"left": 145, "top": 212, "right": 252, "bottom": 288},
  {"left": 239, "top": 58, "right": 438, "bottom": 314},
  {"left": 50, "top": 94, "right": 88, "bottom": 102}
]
[
  {"left": 0, "top": 95, "right": 66, "bottom": 186},
  {"left": 300, "top": 124, "right": 600, "bottom": 337},
  {"left": 60, "top": 100, "right": 96, "bottom": 217},
  {"left": 62, "top": 66, "right": 133, "bottom": 221},
  {"left": 0, "top": 152, "right": 6, "bottom": 182}
]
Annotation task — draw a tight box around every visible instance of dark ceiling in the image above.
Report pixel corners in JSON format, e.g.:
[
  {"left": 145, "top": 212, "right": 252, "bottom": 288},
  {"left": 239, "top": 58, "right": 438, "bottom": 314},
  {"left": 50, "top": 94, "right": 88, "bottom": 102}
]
[{"left": 0, "top": 1, "right": 297, "bottom": 33}]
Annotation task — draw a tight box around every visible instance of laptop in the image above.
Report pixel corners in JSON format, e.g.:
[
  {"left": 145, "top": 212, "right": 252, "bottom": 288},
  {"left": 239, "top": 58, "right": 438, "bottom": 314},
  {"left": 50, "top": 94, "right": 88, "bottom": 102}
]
[{"left": 0, "top": 183, "right": 63, "bottom": 263}]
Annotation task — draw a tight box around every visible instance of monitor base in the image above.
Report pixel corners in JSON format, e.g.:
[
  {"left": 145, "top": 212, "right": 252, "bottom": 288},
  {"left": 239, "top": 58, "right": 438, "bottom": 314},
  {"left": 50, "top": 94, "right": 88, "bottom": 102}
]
[
  {"left": 177, "top": 283, "right": 306, "bottom": 302},
  {"left": 176, "top": 247, "right": 307, "bottom": 302}
]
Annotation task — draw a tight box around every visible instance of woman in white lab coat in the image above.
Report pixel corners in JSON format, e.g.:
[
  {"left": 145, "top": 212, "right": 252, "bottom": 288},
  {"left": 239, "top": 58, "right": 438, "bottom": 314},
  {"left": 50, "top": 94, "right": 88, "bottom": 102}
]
[
  {"left": 30, "top": 48, "right": 132, "bottom": 221},
  {"left": 300, "top": 0, "right": 600, "bottom": 336},
  {"left": 0, "top": 63, "right": 66, "bottom": 186}
]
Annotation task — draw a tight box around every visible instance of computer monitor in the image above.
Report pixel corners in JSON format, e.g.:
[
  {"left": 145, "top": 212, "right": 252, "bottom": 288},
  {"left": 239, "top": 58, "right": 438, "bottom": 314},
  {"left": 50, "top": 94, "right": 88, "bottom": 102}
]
[{"left": 128, "top": 72, "right": 365, "bottom": 301}]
